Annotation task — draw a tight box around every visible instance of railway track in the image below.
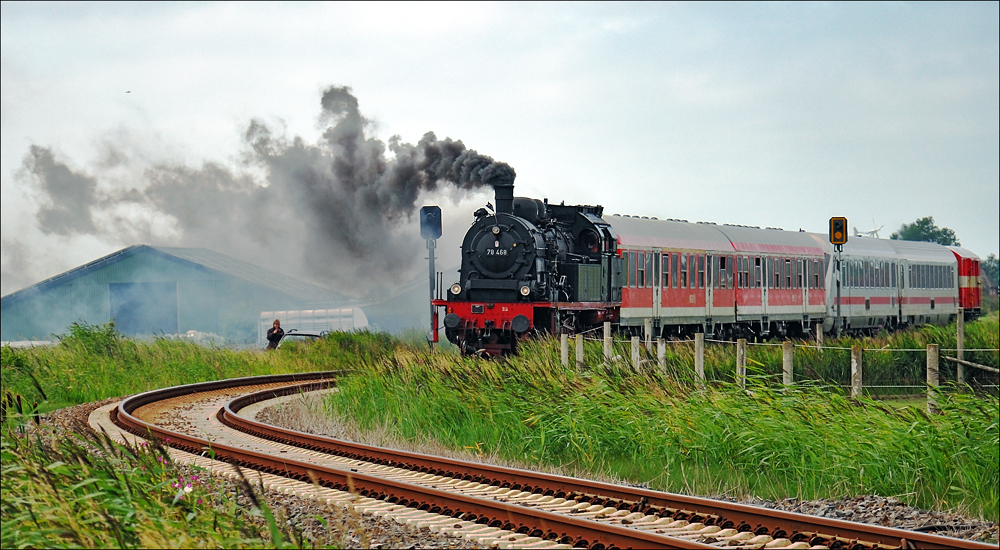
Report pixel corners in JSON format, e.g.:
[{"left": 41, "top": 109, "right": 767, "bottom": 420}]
[{"left": 90, "top": 372, "right": 994, "bottom": 550}]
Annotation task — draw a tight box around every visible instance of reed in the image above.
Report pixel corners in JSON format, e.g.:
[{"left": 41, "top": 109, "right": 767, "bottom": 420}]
[
  {"left": 325, "top": 336, "right": 999, "bottom": 520},
  {"left": 1, "top": 425, "right": 270, "bottom": 548}
]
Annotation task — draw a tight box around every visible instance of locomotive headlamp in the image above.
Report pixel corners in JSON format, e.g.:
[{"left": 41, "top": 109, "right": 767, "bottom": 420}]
[
  {"left": 492, "top": 226, "right": 500, "bottom": 235},
  {"left": 520, "top": 285, "right": 531, "bottom": 297},
  {"left": 451, "top": 283, "right": 462, "bottom": 295}
]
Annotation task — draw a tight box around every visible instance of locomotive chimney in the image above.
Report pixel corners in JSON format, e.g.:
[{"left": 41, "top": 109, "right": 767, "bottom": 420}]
[{"left": 494, "top": 183, "right": 514, "bottom": 215}]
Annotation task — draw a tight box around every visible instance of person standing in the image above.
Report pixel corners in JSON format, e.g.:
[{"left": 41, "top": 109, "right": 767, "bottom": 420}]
[{"left": 266, "top": 319, "right": 284, "bottom": 350}]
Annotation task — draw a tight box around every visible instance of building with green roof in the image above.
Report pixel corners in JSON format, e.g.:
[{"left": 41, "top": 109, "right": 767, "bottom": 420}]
[{"left": 1, "top": 244, "right": 349, "bottom": 343}]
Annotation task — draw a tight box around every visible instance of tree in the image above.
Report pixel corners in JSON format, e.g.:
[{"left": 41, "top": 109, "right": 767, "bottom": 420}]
[
  {"left": 983, "top": 253, "right": 999, "bottom": 287},
  {"left": 890, "top": 216, "right": 960, "bottom": 246}
]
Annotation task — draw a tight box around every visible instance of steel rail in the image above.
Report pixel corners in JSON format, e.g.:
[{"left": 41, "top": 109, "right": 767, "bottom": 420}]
[
  {"left": 221, "top": 381, "right": 995, "bottom": 550},
  {"left": 112, "top": 374, "right": 716, "bottom": 550}
]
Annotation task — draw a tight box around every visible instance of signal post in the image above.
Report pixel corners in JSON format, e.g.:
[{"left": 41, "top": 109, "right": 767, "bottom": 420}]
[
  {"left": 829, "top": 217, "right": 847, "bottom": 336},
  {"left": 421, "top": 206, "right": 442, "bottom": 348}
]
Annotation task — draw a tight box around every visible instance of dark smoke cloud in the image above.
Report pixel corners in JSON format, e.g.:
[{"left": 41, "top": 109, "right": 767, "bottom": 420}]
[
  {"left": 16, "top": 85, "right": 515, "bottom": 296},
  {"left": 23, "top": 146, "right": 99, "bottom": 235}
]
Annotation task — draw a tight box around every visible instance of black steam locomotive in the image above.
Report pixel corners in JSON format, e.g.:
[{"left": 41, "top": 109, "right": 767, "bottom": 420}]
[{"left": 435, "top": 183, "right": 622, "bottom": 355}]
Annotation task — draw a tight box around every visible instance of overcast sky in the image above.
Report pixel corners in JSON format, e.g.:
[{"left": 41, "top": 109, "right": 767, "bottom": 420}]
[{"left": 2, "top": 2, "right": 997, "bottom": 296}]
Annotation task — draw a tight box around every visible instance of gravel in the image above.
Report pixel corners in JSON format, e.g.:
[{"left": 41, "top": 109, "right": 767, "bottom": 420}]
[{"left": 31, "top": 399, "right": 1000, "bottom": 547}]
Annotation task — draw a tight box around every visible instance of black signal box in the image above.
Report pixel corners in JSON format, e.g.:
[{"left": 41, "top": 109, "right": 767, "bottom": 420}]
[
  {"left": 420, "top": 206, "right": 442, "bottom": 240},
  {"left": 829, "top": 217, "right": 848, "bottom": 246}
]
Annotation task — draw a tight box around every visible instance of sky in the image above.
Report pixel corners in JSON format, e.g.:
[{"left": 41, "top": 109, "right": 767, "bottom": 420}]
[{"left": 2, "top": 2, "right": 998, "bottom": 297}]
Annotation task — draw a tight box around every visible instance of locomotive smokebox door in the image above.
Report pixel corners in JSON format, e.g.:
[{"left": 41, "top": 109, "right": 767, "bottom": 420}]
[{"left": 420, "top": 206, "right": 442, "bottom": 240}]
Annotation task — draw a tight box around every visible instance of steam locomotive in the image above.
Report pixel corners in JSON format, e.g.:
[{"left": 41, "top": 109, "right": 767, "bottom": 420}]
[{"left": 432, "top": 184, "right": 983, "bottom": 356}]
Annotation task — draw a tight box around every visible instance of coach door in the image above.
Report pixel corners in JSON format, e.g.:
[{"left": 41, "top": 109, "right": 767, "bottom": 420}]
[
  {"left": 762, "top": 257, "right": 770, "bottom": 319},
  {"left": 651, "top": 250, "right": 661, "bottom": 320},
  {"left": 705, "top": 254, "right": 715, "bottom": 320}
]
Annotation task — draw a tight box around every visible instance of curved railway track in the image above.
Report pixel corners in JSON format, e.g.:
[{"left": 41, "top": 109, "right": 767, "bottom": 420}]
[{"left": 90, "top": 372, "right": 993, "bottom": 550}]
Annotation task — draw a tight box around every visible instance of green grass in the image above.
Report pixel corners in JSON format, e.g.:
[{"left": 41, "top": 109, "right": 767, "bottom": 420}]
[
  {"left": 1, "top": 321, "right": 396, "bottom": 413},
  {"left": 606, "top": 313, "right": 998, "bottom": 394},
  {"left": 2, "top": 318, "right": 998, "bottom": 549},
  {"left": 1, "top": 427, "right": 286, "bottom": 549},
  {"left": 1, "top": 322, "right": 396, "bottom": 548},
  {"left": 324, "top": 331, "right": 1000, "bottom": 521}
]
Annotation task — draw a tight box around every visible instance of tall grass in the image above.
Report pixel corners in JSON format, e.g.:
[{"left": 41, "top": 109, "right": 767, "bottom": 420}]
[
  {"left": 1, "top": 323, "right": 397, "bottom": 548},
  {"left": 1, "top": 322, "right": 396, "bottom": 413},
  {"left": 1, "top": 426, "right": 275, "bottom": 548},
  {"left": 325, "top": 339, "right": 1000, "bottom": 520},
  {"left": 583, "top": 313, "right": 998, "bottom": 394}
]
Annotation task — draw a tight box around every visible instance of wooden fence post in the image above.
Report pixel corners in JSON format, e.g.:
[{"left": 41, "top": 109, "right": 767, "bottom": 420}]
[
  {"left": 644, "top": 318, "right": 653, "bottom": 351},
  {"left": 631, "top": 336, "right": 641, "bottom": 371},
  {"left": 695, "top": 333, "right": 705, "bottom": 386},
  {"left": 957, "top": 308, "right": 965, "bottom": 385},
  {"left": 657, "top": 337, "right": 666, "bottom": 373},
  {"left": 561, "top": 333, "right": 569, "bottom": 367},
  {"left": 736, "top": 338, "right": 747, "bottom": 389},
  {"left": 782, "top": 340, "right": 794, "bottom": 385},
  {"left": 851, "top": 345, "right": 862, "bottom": 399},
  {"left": 603, "top": 322, "right": 612, "bottom": 362},
  {"left": 576, "top": 334, "right": 584, "bottom": 369},
  {"left": 815, "top": 323, "right": 824, "bottom": 350},
  {"left": 927, "top": 344, "right": 939, "bottom": 414}
]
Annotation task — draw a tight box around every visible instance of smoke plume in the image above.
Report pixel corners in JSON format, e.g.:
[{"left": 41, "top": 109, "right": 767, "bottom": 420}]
[{"left": 14, "top": 85, "right": 515, "bottom": 296}]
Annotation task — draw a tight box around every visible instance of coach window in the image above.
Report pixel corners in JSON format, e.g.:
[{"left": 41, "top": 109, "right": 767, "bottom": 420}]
[
  {"left": 679, "top": 253, "right": 688, "bottom": 289},
  {"left": 891, "top": 262, "right": 896, "bottom": 288},
  {"left": 706, "top": 255, "right": 713, "bottom": 288},
  {"left": 646, "top": 252, "right": 660, "bottom": 286},
  {"left": 628, "top": 251, "right": 636, "bottom": 287},
  {"left": 714, "top": 256, "right": 721, "bottom": 289},
  {"left": 662, "top": 253, "right": 670, "bottom": 288},
  {"left": 621, "top": 251, "right": 629, "bottom": 287},
  {"left": 636, "top": 251, "right": 645, "bottom": 287},
  {"left": 646, "top": 252, "right": 654, "bottom": 288},
  {"left": 754, "top": 257, "right": 761, "bottom": 288},
  {"left": 693, "top": 255, "right": 700, "bottom": 289},
  {"left": 672, "top": 253, "right": 679, "bottom": 288}
]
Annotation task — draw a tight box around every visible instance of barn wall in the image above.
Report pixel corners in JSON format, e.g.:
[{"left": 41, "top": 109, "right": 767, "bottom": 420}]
[{"left": 1, "top": 249, "right": 323, "bottom": 342}]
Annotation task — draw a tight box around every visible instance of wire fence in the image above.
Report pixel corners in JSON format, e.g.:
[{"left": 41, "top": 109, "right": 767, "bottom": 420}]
[{"left": 556, "top": 322, "right": 999, "bottom": 407}]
